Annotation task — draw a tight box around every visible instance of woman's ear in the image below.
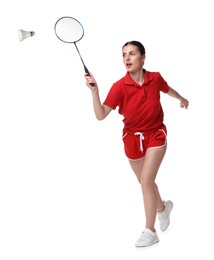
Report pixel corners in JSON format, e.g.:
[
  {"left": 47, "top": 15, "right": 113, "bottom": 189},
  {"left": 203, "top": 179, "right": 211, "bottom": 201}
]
[{"left": 142, "top": 54, "right": 146, "bottom": 66}]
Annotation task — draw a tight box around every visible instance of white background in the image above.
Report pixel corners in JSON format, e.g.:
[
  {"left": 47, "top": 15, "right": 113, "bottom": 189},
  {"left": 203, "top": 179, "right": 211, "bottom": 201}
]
[{"left": 0, "top": 0, "right": 213, "bottom": 259}]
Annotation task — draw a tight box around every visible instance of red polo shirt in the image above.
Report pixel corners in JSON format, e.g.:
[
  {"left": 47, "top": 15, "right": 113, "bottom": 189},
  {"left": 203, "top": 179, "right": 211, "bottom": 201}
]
[{"left": 103, "top": 70, "right": 170, "bottom": 133}]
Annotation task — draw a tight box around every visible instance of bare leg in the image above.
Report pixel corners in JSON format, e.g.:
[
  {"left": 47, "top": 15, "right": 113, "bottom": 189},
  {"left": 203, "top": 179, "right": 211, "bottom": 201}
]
[
  {"left": 129, "top": 156, "right": 165, "bottom": 212},
  {"left": 129, "top": 147, "right": 166, "bottom": 231},
  {"left": 154, "top": 183, "right": 165, "bottom": 212}
]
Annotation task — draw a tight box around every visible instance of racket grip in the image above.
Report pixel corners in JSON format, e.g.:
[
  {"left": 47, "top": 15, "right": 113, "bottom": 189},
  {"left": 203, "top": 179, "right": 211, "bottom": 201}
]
[
  {"left": 84, "top": 66, "right": 95, "bottom": 86},
  {"left": 86, "top": 73, "right": 95, "bottom": 86},
  {"left": 85, "top": 73, "right": 95, "bottom": 86}
]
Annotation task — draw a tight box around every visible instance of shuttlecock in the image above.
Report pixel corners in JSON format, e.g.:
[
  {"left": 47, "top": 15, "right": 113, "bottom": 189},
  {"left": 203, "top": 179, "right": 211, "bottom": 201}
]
[{"left": 18, "top": 29, "right": 35, "bottom": 41}]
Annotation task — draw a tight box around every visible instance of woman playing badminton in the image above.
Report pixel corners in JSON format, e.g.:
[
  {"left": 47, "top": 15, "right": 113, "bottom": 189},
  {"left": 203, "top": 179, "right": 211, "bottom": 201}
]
[{"left": 85, "top": 40, "right": 189, "bottom": 247}]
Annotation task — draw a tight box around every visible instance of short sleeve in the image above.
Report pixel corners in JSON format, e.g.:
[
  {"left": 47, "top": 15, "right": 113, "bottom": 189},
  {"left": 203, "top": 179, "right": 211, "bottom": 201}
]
[
  {"left": 158, "top": 73, "right": 170, "bottom": 93},
  {"left": 103, "top": 83, "right": 122, "bottom": 109}
]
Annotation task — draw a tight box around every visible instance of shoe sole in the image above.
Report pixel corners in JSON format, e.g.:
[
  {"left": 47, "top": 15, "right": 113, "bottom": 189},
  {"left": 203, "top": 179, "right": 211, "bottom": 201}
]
[{"left": 135, "top": 238, "right": 159, "bottom": 247}]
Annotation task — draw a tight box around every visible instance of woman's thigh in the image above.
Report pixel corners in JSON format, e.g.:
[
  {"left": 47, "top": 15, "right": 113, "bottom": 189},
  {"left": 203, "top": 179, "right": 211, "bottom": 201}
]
[{"left": 141, "top": 147, "right": 167, "bottom": 184}]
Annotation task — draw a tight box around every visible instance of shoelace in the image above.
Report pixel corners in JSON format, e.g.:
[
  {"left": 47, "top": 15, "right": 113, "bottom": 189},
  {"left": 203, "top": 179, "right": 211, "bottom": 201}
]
[{"left": 139, "top": 230, "right": 154, "bottom": 240}]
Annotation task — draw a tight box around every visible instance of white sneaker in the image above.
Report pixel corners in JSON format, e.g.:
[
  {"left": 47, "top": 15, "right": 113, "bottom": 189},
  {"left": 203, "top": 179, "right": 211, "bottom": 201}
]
[
  {"left": 158, "top": 200, "right": 173, "bottom": 231},
  {"left": 135, "top": 228, "right": 159, "bottom": 247}
]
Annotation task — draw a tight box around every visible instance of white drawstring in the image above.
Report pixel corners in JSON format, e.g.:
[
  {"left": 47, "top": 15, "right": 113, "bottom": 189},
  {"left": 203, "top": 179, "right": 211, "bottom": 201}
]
[{"left": 134, "top": 132, "right": 144, "bottom": 152}]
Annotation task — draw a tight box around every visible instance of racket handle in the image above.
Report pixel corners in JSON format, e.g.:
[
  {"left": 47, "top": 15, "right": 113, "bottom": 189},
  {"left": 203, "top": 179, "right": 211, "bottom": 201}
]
[{"left": 84, "top": 66, "right": 95, "bottom": 86}]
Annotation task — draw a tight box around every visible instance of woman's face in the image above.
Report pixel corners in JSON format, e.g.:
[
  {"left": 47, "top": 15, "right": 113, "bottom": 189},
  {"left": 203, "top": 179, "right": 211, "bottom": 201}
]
[{"left": 122, "top": 44, "right": 145, "bottom": 73}]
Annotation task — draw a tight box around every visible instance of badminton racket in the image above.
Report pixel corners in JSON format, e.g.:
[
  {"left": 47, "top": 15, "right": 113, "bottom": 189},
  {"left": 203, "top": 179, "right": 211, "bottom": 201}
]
[{"left": 54, "top": 16, "right": 95, "bottom": 86}]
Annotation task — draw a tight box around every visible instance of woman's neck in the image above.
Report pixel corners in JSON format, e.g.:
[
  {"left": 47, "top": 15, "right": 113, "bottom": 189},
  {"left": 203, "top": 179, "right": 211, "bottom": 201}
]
[{"left": 129, "top": 69, "right": 144, "bottom": 86}]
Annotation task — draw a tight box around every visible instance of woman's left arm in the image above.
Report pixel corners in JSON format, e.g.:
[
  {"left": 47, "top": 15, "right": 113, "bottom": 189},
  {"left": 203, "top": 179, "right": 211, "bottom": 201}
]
[{"left": 167, "top": 87, "right": 189, "bottom": 109}]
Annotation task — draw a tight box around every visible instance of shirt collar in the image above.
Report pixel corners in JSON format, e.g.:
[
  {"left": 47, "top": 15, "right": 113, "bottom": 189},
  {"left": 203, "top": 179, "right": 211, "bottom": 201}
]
[{"left": 124, "top": 69, "right": 154, "bottom": 87}]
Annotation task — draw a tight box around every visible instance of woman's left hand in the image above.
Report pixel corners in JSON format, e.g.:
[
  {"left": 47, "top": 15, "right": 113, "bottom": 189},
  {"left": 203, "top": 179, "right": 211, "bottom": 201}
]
[{"left": 180, "top": 97, "right": 189, "bottom": 109}]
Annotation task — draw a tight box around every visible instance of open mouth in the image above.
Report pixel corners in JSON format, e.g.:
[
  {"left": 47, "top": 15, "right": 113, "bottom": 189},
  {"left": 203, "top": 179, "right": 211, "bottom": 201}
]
[{"left": 126, "top": 63, "right": 132, "bottom": 68}]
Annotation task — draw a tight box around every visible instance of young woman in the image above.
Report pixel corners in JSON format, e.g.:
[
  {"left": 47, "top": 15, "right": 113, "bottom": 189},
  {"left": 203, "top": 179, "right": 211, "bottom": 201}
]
[{"left": 85, "top": 41, "right": 189, "bottom": 247}]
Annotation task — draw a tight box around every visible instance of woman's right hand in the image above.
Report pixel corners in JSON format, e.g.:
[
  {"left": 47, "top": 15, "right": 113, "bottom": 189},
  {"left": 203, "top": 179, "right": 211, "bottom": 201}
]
[{"left": 85, "top": 73, "right": 98, "bottom": 91}]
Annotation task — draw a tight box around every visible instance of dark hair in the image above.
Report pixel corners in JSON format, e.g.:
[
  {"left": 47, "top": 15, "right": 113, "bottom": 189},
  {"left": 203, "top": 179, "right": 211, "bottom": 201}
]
[{"left": 122, "top": 41, "right": 145, "bottom": 56}]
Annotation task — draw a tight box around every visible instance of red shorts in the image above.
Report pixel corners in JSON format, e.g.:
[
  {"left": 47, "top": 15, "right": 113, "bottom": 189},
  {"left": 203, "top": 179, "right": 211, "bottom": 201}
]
[{"left": 122, "top": 124, "right": 167, "bottom": 160}]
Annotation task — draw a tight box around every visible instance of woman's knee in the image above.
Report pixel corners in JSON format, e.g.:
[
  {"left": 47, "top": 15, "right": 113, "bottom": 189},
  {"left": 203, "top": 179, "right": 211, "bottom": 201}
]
[{"left": 140, "top": 176, "right": 155, "bottom": 190}]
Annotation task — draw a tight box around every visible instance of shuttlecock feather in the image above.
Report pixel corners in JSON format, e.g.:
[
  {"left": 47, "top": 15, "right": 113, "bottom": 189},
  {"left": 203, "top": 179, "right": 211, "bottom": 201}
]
[{"left": 18, "top": 29, "right": 35, "bottom": 41}]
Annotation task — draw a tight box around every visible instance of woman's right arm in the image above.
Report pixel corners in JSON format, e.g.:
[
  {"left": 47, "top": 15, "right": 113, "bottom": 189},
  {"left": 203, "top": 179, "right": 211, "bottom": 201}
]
[{"left": 85, "top": 73, "right": 112, "bottom": 120}]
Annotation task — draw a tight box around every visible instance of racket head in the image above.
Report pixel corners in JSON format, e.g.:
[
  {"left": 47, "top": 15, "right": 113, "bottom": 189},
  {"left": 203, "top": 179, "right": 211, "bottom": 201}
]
[{"left": 54, "top": 16, "right": 84, "bottom": 43}]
